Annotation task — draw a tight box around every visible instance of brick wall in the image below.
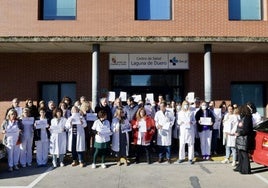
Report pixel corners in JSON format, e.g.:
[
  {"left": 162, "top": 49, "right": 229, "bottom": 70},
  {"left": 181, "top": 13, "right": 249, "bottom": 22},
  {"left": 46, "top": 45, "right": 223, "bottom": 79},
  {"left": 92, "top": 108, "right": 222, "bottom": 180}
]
[{"left": 0, "top": 0, "right": 268, "bottom": 37}]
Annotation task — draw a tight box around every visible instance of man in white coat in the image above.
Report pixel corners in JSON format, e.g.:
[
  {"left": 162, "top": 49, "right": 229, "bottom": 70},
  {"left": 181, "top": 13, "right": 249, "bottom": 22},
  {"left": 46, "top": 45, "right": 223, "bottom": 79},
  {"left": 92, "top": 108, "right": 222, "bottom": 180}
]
[
  {"left": 65, "top": 106, "right": 87, "bottom": 167},
  {"left": 154, "top": 101, "right": 175, "bottom": 163}
]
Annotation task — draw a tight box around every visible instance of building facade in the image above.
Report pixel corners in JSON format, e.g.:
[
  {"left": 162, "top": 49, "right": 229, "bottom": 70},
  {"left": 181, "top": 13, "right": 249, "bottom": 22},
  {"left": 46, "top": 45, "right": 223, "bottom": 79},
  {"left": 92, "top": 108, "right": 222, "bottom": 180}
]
[{"left": 0, "top": 0, "right": 268, "bottom": 120}]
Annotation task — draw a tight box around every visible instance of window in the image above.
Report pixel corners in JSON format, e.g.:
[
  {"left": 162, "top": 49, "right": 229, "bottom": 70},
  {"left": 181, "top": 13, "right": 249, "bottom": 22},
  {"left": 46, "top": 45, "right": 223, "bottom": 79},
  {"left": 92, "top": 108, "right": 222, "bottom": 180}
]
[
  {"left": 39, "top": 0, "right": 76, "bottom": 20},
  {"left": 40, "top": 82, "right": 76, "bottom": 105},
  {"left": 135, "top": 0, "right": 171, "bottom": 20},
  {"left": 231, "top": 83, "right": 265, "bottom": 116},
  {"left": 229, "top": 0, "right": 262, "bottom": 20}
]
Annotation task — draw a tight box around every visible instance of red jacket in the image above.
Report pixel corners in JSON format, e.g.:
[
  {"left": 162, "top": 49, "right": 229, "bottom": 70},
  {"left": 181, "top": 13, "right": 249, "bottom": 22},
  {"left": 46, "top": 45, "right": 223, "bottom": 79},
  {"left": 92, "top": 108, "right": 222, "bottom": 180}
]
[{"left": 131, "top": 116, "right": 155, "bottom": 145}]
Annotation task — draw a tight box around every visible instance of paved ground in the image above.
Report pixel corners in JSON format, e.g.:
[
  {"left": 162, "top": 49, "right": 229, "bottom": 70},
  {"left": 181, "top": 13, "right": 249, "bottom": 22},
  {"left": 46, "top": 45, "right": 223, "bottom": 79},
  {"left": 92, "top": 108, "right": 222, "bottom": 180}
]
[{"left": 1, "top": 154, "right": 268, "bottom": 188}]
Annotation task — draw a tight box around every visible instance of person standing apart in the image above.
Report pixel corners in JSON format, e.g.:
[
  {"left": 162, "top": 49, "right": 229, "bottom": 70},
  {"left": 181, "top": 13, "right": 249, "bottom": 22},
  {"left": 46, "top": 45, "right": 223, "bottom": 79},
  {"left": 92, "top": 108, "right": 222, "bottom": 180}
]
[
  {"left": 111, "top": 108, "right": 131, "bottom": 166},
  {"left": 20, "top": 108, "right": 34, "bottom": 167},
  {"left": 234, "top": 105, "right": 253, "bottom": 174},
  {"left": 154, "top": 101, "right": 175, "bottom": 164},
  {"left": 50, "top": 108, "right": 67, "bottom": 168},
  {"left": 34, "top": 108, "right": 49, "bottom": 167},
  {"left": 1, "top": 109, "right": 23, "bottom": 172},
  {"left": 177, "top": 101, "right": 196, "bottom": 164},
  {"left": 91, "top": 110, "right": 111, "bottom": 169},
  {"left": 195, "top": 101, "right": 215, "bottom": 160},
  {"left": 65, "top": 106, "right": 87, "bottom": 167}
]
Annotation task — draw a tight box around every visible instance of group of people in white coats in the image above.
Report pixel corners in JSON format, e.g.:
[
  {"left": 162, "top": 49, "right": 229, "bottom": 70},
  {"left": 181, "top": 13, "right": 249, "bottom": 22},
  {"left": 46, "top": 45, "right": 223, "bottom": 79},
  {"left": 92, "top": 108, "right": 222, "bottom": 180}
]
[{"left": 1, "top": 105, "right": 87, "bottom": 172}]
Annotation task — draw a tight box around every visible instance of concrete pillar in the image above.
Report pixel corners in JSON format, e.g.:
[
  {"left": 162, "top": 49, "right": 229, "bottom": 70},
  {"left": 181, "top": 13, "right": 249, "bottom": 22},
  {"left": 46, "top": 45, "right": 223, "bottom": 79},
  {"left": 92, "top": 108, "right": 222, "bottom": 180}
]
[
  {"left": 92, "top": 44, "right": 100, "bottom": 110},
  {"left": 204, "top": 44, "right": 212, "bottom": 102}
]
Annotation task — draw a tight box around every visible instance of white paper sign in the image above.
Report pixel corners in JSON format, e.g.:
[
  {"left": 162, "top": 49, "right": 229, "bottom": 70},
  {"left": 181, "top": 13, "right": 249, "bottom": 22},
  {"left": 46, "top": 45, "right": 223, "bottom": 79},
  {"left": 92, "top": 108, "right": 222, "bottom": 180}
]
[
  {"left": 146, "top": 93, "right": 154, "bottom": 104},
  {"left": 187, "top": 92, "right": 195, "bottom": 103},
  {"left": 133, "top": 95, "right": 142, "bottom": 103},
  {"left": 139, "top": 121, "right": 147, "bottom": 133},
  {"left": 200, "top": 117, "right": 212, "bottom": 125},
  {"left": 108, "top": 91, "right": 116, "bottom": 102},
  {"left": 49, "top": 125, "right": 63, "bottom": 134},
  {"left": 86, "top": 113, "right": 98, "bottom": 121},
  {"left": 121, "top": 123, "right": 132, "bottom": 133},
  {"left": 35, "top": 119, "right": 47, "bottom": 129},
  {"left": 119, "top": 91, "right": 127, "bottom": 102},
  {"left": 22, "top": 117, "right": 34, "bottom": 125},
  {"left": 162, "top": 122, "right": 171, "bottom": 130}
]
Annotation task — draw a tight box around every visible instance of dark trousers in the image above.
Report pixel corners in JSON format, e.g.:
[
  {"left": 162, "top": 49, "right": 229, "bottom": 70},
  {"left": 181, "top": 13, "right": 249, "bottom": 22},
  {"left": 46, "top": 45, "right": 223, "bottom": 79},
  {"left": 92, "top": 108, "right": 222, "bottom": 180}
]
[
  {"left": 236, "top": 149, "right": 251, "bottom": 174},
  {"left": 135, "top": 145, "right": 151, "bottom": 163},
  {"left": 72, "top": 134, "right": 84, "bottom": 162},
  {"left": 211, "top": 129, "right": 219, "bottom": 154}
]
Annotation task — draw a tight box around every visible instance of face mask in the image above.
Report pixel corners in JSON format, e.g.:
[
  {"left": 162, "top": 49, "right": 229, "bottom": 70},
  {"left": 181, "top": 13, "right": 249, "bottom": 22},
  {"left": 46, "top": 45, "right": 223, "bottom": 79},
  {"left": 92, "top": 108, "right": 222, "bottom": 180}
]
[
  {"left": 184, "top": 105, "right": 189, "bottom": 110},
  {"left": 201, "top": 105, "right": 207, "bottom": 110},
  {"left": 177, "top": 106, "right": 181, "bottom": 111}
]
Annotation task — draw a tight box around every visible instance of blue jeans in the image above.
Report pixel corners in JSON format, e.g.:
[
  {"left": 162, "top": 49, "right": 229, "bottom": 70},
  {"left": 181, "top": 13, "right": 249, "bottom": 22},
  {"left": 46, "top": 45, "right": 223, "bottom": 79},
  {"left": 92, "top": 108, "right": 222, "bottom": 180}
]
[
  {"left": 225, "top": 146, "right": 237, "bottom": 161},
  {"left": 72, "top": 134, "right": 84, "bottom": 162},
  {"left": 158, "top": 146, "right": 171, "bottom": 159}
]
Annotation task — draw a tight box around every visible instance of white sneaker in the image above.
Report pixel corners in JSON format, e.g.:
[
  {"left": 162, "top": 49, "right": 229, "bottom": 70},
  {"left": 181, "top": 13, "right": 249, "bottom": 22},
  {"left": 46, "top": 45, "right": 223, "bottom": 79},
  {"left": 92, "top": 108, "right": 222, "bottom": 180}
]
[
  {"left": 8, "top": 167, "right": 13, "bottom": 172},
  {"left": 60, "top": 162, "right": 64, "bottom": 167},
  {"left": 91, "top": 163, "right": 96, "bottom": 169},
  {"left": 231, "top": 161, "right": 236, "bottom": 166},
  {"left": 14, "top": 165, "right": 19, "bottom": 170},
  {"left": 221, "top": 159, "right": 230, "bottom": 164},
  {"left": 52, "top": 162, "right": 57, "bottom": 168},
  {"left": 101, "top": 163, "right": 107, "bottom": 169}
]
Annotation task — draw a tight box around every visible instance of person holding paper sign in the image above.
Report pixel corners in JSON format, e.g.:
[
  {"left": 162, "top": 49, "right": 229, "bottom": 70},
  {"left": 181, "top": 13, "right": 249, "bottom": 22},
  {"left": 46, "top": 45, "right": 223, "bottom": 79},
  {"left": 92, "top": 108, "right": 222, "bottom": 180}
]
[
  {"left": 65, "top": 106, "right": 87, "bottom": 168},
  {"left": 131, "top": 107, "right": 155, "bottom": 164},
  {"left": 154, "top": 101, "right": 175, "bottom": 164},
  {"left": 177, "top": 101, "right": 196, "bottom": 164},
  {"left": 50, "top": 108, "right": 67, "bottom": 168},
  {"left": 1, "top": 109, "right": 23, "bottom": 172},
  {"left": 91, "top": 110, "right": 111, "bottom": 169},
  {"left": 111, "top": 108, "right": 131, "bottom": 166},
  {"left": 195, "top": 101, "right": 215, "bottom": 160},
  {"left": 20, "top": 108, "right": 35, "bottom": 167},
  {"left": 34, "top": 108, "right": 49, "bottom": 167}
]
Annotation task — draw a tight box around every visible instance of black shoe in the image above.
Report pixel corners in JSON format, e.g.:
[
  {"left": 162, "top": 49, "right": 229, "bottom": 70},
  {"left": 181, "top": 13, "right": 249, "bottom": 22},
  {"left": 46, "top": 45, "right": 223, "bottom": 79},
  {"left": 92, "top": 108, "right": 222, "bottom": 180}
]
[
  {"left": 167, "top": 159, "right": 172, "bottom": 164},
  {"left": 158, "top": 158, "right": 163, "bottom": 163},
  {"left": 233, "top": 168, "right": 239, "bottom": 172}
]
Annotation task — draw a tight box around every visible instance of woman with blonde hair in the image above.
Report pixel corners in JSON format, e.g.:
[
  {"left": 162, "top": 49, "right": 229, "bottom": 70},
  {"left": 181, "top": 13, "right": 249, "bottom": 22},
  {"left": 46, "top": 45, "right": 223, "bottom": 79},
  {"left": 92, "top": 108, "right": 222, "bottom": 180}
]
[
  {"left": 132, "top": 107, "right": 155, "bottom": 164},
  {"left": 111, "top": 108, "right": 131, "bottom": 166},
  {"left": 177, "top": 100, "right": 196, "bottom": 164},
  {"left": 1, "top": 109, "right": 23, "bottom": 171}
]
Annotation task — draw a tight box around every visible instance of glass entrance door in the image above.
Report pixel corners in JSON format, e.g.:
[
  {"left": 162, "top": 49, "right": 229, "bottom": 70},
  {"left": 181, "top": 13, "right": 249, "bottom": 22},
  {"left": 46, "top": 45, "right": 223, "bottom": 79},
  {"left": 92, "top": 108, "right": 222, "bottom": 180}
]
[{"left": 111, "top": 71, "right": 183, "bottom": 102}]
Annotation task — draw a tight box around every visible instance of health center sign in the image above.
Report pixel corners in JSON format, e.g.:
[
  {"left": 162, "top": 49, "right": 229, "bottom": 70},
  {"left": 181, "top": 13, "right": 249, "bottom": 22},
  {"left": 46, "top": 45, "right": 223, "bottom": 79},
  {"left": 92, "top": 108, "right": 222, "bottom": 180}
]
[{"left": 109, "top": 53, "right": 189, "bottom": 70}]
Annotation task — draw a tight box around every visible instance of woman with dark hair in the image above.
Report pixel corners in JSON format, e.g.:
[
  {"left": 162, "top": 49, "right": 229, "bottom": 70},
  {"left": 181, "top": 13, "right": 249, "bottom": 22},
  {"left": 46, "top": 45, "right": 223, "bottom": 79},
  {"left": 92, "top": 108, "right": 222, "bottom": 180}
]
[
  {"left": 25, "top": 99, "right": 39, "bottom": 119},
  {"left": 234, "top": 105, "right": 253, "bottom": 174},
  {"left": 50, "top": 108, "right": 67, "bottom": 168},
  {"left": 91, "top": 110, "right": 111, "bottom": 169}
]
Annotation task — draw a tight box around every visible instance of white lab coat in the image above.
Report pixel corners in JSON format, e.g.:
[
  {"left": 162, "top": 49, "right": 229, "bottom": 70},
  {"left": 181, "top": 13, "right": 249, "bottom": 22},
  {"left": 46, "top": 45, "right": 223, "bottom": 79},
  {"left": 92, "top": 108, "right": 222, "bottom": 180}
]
[
  {"left": 92, "top": 119, "right": 111, "bottom": 143},
  {"left": 177, "top": 110, "right": 195, "bottom": 145},
  {"left": 111, "top": 118, "right": 130, "bottom": 152},
  {"left": 223, "top": 114, "right": 239, "bottom": 147},
  {"left": 155, "top": 110, "right": 175, "bottom": 146},
  {"left": 50, "top": 117, "right": 67, "bottom": 155},
  {"left": 65, "top": 114, "right": 87, "bottom": 152}
]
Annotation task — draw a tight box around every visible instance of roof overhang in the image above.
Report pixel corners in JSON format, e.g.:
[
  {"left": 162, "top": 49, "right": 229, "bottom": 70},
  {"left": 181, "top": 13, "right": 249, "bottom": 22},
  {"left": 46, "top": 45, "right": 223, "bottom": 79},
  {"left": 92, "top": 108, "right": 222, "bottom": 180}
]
[{"left": 0, "top": 36, "right": 268, "bottom": 53}]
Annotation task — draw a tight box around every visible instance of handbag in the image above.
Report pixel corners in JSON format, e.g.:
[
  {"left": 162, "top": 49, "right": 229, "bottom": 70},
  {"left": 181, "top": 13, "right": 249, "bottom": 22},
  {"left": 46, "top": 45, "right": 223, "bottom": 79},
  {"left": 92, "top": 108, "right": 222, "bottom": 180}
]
[{"left": 236, "top": 135, "right": 248, "bottom": 151}]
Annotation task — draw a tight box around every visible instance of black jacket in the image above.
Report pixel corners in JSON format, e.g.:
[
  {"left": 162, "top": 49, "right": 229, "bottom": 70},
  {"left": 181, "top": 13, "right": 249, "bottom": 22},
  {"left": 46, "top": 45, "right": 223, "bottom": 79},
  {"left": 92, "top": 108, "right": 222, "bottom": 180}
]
[{"left": 195, "top": 108, "right": 215, "bottom": 132}]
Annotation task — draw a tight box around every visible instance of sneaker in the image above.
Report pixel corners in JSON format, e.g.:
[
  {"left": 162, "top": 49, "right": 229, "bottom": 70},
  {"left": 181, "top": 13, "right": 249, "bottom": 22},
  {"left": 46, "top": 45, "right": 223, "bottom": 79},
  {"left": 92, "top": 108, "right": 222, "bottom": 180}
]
[
  {"left": 101, "top": 163, "right": 107, "bottom": 169},
  {"left": 27, "top": 163, "right": 32, "bottom": 167},
  {"left": 79, "top": 162, "right": 85, "bottom": 168},
  {"left": 231, "top": 161, "right": 236, "bottom": 167},
  {"left": 53, "top": 163, "right": 57, "bottom": 168},
  {"left": 22, "top": 164, "right": 26, "bottom": 168},
  {"left": 205, "top": 156, "right": 211, "bottom": 160},
  {"left": 117, "top": 161, "right": 121, "bottom": 166},
  {"left": 177, "top": 159, "right": 183, "bottom": 163},
  {"left": 60, "top": 162, "right": 64, "bottom": 167},
  {"left": 221, "top": 159, "right": 230, "bottom": 164},
  {"left": 167, "top": 159, "right": 172, "bottom": 164},
  {"left": 91, "top": 163, "right": 96, "bottom": 169},
  {"left": 71, "top": 161, "right": 78, "bottom": 167},
  {"left": 14, "top": 165, "right": 19, "bottom": 170},
  {"left": 8, "top": 167, "right": 13, "bottom": 172},
  {"left": 189, "top": 160, "right": 194, "bottom": 165}
]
